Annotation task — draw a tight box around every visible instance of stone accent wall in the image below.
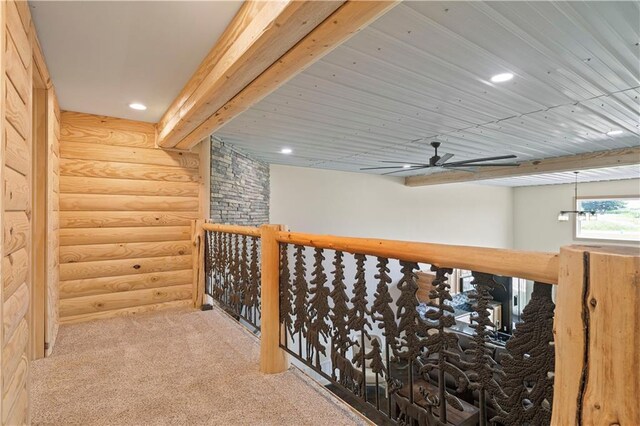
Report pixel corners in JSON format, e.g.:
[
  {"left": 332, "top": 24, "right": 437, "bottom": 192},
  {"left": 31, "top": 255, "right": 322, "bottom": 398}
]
[{"left": 210, "top": 138, "right": 269, "bottom": 226}]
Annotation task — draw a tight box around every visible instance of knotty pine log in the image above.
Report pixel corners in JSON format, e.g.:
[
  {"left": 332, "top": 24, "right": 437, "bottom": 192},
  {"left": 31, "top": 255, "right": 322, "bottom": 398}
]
[
  {"left": 59, "top": 269, "right": 193, "bottom": 299},
  {"left": 59, "top": 284, "right": 192, "bottom": 317}
]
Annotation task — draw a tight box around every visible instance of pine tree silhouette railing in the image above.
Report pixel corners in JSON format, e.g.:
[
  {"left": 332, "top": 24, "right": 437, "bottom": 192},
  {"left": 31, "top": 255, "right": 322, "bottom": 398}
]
[
  {"left": 276, "top": 232, "right": 558, "bottom": 426},
  {"left": 198, "top": 224, "right": 638, "bottom": 425},
  {"left": 203, "top": 223, "right": 262, "bottom": 330}
]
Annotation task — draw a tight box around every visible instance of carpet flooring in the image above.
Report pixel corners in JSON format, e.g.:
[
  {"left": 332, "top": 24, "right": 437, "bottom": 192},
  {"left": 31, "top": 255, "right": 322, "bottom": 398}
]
[{"left": 30, "top": 307, "right": 367, "bottom": 426}]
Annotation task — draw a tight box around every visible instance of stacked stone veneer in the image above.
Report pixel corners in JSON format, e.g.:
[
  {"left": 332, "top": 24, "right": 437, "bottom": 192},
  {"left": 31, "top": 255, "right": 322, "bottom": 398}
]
[{"left": 210, "top": 138, "right": 270, "bottom": 226}]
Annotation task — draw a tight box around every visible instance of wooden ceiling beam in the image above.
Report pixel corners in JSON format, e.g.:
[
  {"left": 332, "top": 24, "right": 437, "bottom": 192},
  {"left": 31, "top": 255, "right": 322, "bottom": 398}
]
[
  {"left": 156, "top": 0, "right": 347, "bottom": 149},
  {"left": 173, "top": 0, "right": 399, "bottom": 150},
  {"left": 404, "top": 146, "right": 640, "bottom": 187}
]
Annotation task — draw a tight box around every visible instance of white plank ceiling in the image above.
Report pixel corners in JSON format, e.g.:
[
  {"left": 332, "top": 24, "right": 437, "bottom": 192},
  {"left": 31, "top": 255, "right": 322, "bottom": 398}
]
[{"left": 215, "top": 1, "right": 640, "bottom": 186}]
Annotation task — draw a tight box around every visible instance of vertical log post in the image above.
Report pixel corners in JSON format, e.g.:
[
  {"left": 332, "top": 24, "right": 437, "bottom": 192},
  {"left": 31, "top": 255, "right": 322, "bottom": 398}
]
[
  {"left": 259, "top": 224, "right": 289, "bottom": 374},
  {"left": 191, "top": 219, "right": 205, "bottom": 308},
  {"left": 553, "top": 245, "right": 639, "bottom": 425}
]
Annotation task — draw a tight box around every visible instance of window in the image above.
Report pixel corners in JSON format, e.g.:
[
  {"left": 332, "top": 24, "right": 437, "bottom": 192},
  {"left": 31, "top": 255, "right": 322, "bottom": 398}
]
[{"left": 576, "top": 196, "right": 640, "bottom": 242}]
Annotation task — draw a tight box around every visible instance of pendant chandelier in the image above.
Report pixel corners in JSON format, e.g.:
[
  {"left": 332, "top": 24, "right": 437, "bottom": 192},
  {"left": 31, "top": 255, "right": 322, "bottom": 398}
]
[{"left": 558, "top": 171, "right": 597, "bottom": 222}]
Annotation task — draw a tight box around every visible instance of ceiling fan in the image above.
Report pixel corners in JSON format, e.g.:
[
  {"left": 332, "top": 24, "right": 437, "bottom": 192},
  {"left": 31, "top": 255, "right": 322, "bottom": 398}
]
[{"left": 361, "top": 141, "right": 520, "bottom": 175}]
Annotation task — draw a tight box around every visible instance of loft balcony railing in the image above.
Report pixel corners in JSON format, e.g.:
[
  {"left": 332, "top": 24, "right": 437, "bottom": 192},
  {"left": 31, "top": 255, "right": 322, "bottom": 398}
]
[{"left": 198, "top": 221, "right": 639, "bottom": 426}]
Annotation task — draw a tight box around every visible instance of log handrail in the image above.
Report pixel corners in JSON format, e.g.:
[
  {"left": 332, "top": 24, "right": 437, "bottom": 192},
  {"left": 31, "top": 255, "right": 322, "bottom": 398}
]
[
  {"left": 276, "top": 231, "right": 559, "bottom": 284},
  {"left": 202, "top": 222, "right": 261, "bottom": 238}
]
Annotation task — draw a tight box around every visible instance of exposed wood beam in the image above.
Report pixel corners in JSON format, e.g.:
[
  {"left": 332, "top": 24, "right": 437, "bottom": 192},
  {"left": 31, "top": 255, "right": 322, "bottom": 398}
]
[
  {"left": 156, "top": 0, "right": 346, "bottom": 149},
  {"left": 405, "top": 146, "right": 640, "bottom": 187},
  {"left": 173, "top": 0, "right": 399, "bottom": 150}
]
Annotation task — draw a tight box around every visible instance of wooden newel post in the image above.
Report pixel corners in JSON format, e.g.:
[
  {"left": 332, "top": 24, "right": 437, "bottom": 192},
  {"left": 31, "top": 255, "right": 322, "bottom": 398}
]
[
  {"left": 191, "top": 219, "right": 205, "bottom": 308},
  {"left": 553, "top": 245, "right": 639, "bottom": 425},
  {"left": 259, "top": 224, "right": 289, "bottom": 374}
]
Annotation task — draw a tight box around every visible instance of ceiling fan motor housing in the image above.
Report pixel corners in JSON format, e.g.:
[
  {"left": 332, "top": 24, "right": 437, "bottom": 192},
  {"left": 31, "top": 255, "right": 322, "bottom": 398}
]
[{"left": 430, "top": 141, "right": 441, "bottom": 166}]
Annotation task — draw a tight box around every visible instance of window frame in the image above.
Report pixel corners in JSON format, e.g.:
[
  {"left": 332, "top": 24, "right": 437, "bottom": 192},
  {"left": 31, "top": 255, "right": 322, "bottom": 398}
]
[{"left": 573, "top": 194, "right": 640, "bottom": 243}]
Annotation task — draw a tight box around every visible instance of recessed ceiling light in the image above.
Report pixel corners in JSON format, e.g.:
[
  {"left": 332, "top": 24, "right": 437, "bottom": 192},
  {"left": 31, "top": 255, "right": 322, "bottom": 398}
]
[
  {"left": 606, "top": 130, "right": 624, "bottom": 136},
  {"left": 490, "top": 73, "right": 514, "bottom": 83},
  {"left": 129, "top": 103, "right": 147, "bottom": 111},
  {"left": 280, "top": 148, "right": 292, "bottom": 154},
  {"left": 402, "top": 164, "right": 411, "bottom": 169}
]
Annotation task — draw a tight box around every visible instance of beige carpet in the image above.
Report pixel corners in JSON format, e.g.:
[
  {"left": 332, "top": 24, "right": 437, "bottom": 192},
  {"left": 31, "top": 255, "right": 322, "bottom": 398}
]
[{"left": 30, "top": 307, "right": 367, "bottom": 426}]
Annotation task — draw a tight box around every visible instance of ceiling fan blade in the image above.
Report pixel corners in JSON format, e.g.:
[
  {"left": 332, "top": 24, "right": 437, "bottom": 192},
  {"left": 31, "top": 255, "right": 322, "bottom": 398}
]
[
  {"left": 444, "top": 162, "right": 520, "bottom": 167},
  {"left": 382, "top": 166, "right": 429, "bottom": 175},
  {"left": 435, "top": 153, "right": 454, "bottom": 166},
  {"left": 360, "top": 166, "right": 409, "bottom": 170},
  {"left": 380, "top": 161, "right": 430, "bottom": 166},
  {"left": 444, "top": 154, "right": 517, "bottom": 166}
]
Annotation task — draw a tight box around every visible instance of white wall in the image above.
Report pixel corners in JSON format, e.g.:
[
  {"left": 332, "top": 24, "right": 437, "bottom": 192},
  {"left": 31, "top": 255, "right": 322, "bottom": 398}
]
[
  {"left": 513, "top": 178, "right": 640, "bottom": 252},
  {"left": 270, "top": 164, "right": 514, "bottom": 249}
]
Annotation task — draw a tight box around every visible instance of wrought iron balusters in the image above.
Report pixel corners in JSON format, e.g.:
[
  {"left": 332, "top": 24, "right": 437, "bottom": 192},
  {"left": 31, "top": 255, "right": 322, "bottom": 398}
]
[
  {"left": 466, "top": 272, "right": 505, "bottom": 426},
  {"left": 203, "top": 230, "right": 261, "bottom": 330},
  {"left": 308, "top": 248, "right": 331, "bottom": 367},
  {"left": 275, "top": 243, "right": 556, "bottom": 426},
  {"left": 493, "top": 282, "right": 555, "bottom": 425},
  {"left": 419, "top": 266, "right": 469, "bottom": 424}
]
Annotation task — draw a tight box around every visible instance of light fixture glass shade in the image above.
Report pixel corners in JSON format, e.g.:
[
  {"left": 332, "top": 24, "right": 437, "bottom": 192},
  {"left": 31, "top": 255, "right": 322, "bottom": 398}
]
[
  {"left": 578, "top": 212, "right": 587, "bottom": 221},
  {"left": 558, "top": 212, "right": 569, "bottom": 222}
]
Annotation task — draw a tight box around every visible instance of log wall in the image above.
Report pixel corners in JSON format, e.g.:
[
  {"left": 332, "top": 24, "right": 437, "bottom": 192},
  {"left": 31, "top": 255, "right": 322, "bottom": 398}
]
[
  {"left": 59, "top": 112, "right": 199, "bottom": 324},
  {"left": 2, "top": 1, "right": 32, "bottom": 422}
]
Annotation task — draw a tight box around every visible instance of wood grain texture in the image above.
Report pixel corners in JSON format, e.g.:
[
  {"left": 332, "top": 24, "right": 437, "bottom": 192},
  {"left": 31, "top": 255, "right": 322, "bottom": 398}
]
[
  {"left": 60, "top": 176, "right": 199, "bottom": 197},
  {"left": 46, "top": 89, "right": 61, "bottom": 355},
  {"left": 5, "top": 122, "right": 29, "bottom": 176},
  {"left": 178, "top": 0, "right": 398, "bottom": 149},
  {"left": 59, "top": 269, "right": 193, "bottom": 299},
  {"left": 3, "top": 249, "right": 28, "bottom": 300},
  {"left": 2, "top": 320, "right": 28, "bottom": 385},
  {"left": 60, "top": 255, "right": 192, "bottom": 281},
  {"left": 158, "top": 0, "right": 344, "bottom": 148},
  {"left": 3, "top": 0, "right": 33, "bottom": 420},
  {"left": 60, "top": 193, "right": 199, "bottom": 212},
  {"left": 157, "top": 1, "right": 266, "bottom": 133},
  {"left": 260, "top": 224, "right": 289, "bottom": 373},
  {"left": 4, "top": 387, "right": 27, "bottom": 426},
  {"left": 6, "top": 1, "right": 30, "bottom": 69},
  {"left": 59, "top": 284, "right": 192, "bottom": 317},
  {"left": 553, "top": 245, "right": 640, "bottom": 425},
  {"left": 59, "top": 299, "right": 192, "bottom": 325},
  {"left": 4, "top": 166, "right": 29, "bottom": 211},
  {"left": 4, "top": 211, "right": 29, "bottom": 255},
  {"left": 60, "top": 210, "right": 199, "bottom": 228},
  {"left": 59, "top": 112, "right": 201, "bottom": 322},
  {"left": 13, "top": 0, "right": 31, "bottom": 34},
  {"left": 6, "top": 78, "right": 29, "bottom": 140},
  {"left": 191, "top": 219, "right": 204, "bottom": 307},
  {"left": 277, "top": 230, "right": 560, "bottom": 284},
  {"left": 5, "top": 35, "right": 29, "bottom": 104},
  {"left": 59, "top": 158, "right": 200, "bottom": 182},
  {"left": 60, "top": 240, "right": 192, "bottom": 263},
  {"left": 61, "top": 111, "right": 156, "bottom": 148},
  {"left": 3, "top": 282, "right": 29, "bottom": 343},
  {"left": 61, "top": 141, "right": 199, "bottom": 169},
  {"left": 202, "top": 222, "right": 260, "bottom": 237},
  {"left": 583, "top": 248, "right": 640, "bottom": 425},
  {"left": 60, "top": 226, "right": 191, "bottom": 245},
  {"left": 49, "top": 211, "right": 59, "bottom": 231},
  {"left": 3, "top": 355, "right": 26, "bottom": 409}
]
